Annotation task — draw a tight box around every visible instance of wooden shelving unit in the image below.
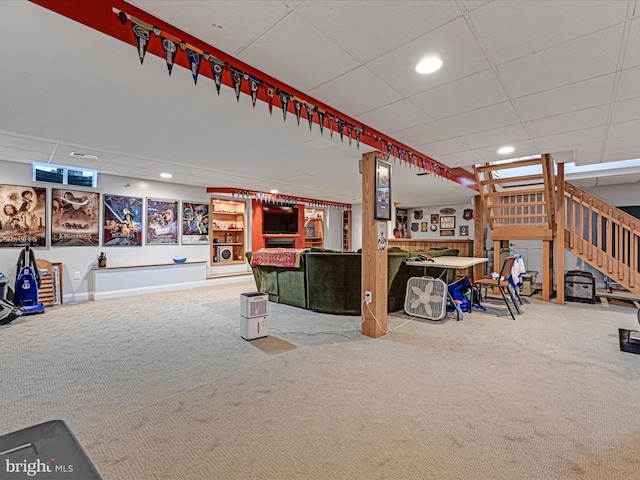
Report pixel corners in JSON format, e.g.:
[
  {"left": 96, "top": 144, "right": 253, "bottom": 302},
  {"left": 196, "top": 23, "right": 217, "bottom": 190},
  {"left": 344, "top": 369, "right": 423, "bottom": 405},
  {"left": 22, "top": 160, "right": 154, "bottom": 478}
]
[
  {"left": 304, "top": 209, "right": 324, "bottom": 248},
  {"left": 342, "top": 210, "right": 351, "bottom": 252},
  {"left": 36, "top": 259, "right": 63, "bottom": 307},
  {"left": 210, "top": 199, "right": 246, "bottom": 265}
]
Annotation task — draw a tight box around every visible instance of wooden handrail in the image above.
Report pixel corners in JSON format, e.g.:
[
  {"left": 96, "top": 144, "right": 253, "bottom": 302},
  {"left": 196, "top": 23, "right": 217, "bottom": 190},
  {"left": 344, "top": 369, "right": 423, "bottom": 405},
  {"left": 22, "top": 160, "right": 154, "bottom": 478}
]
[{"left": 563, "top": 180, "right": 640, "bottom": 295}]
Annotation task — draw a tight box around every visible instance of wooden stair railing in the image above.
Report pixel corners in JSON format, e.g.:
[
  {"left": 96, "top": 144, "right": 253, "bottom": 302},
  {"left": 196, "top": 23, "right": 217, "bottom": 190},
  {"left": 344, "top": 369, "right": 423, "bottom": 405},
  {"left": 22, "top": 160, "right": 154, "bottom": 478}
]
[
  {"left": 563, "top": 181, "right": 640, "bottom": 297},
  {"left": 473, "top": 154, "right": 555, "bottom": 241}
]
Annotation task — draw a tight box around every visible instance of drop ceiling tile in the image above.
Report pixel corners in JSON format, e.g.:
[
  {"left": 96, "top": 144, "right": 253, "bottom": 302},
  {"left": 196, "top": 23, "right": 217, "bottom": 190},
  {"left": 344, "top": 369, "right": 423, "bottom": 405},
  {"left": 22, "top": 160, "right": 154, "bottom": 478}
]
[
  {"left": 534, "top": 126, "right": 606, "bottom": 151},
  {"left": 436, "top": 101, "right": 520, "bottom": 137},
  {"left": 128, "top": 1, "right": 297, "bottom": 56},
  {"left": 608, "top": 119, "right": 640, "bottom": 139},
  {"left": 391, "top": 121, "right": 454, "bottom": 146},
  {"left": 108, "top": 155, "right": 167, "bottom": 170},
  {"left": 308, "top": 66, "right": 403, "bottom": 117},
  {"left": 575, "top": 152, "right": 603, "bottom": 165},
  {"left": 357, "top": 100, "right": 434, "bottom": 133},
  {"left": 596, "top": 173, "right": 640, "bottom": 186},
  {"left": 367, "top": 17, "right": 490, "bottom": 97},
  {"left": 460, "top": 1, "right": 492, "bottom": 11},
  {"left": 469, "top": 1, "right": 627, "bottom": 65},
  {"left": 474, "top": 139, "right": 538, "bottom": 160},
  {"left": 514, "top": 74, "right": 615, "bottom": 121},
  {"left": 238, "top": 11, "right": 360, "bottom": 92},
  {"left": 458, "top": 123, "right": 529, "bottom": 149},
  {"left": 295, "top": 1, "right": 461, "bottom": 62},
  {"left": 570, "top": 178, "right": 598, "bottom": 188},
  {"left": 410, "top": 69, "right": 508, "bottom": 120},
  {"left": 603, "top": 146, "right": 640, "bottom": 162},
  {"left": 606, "top": 135, "right": 640, "bottom": 151},
  {"left": 616, "top": 65, "right": 640, "bottom": 102},
  {"left": 0, "top": 147, "right": 50, "bottom": 163},
  {"left": 575, "top": 141, "right": 604, "bottom": 154},
  {"left": 416, "top": 138, "right": 471, "bottom": 157},
  {"left": 623, "top": 18, "right": 640, "bottom": 69},
  {"left": 0, "top": 131, "right": 58, "bottom": 153},
  {"left": 525, "top": 105, "right": 609, "bottom": 138},
  {"left": 498, "top": 25, "right": 623, "bottom": 98},
  {"left": 433, "top": 149, "right": 483, "bottom": 168},
  {"left": 612, "top": 97, "right": 640, "bottom": 123}
]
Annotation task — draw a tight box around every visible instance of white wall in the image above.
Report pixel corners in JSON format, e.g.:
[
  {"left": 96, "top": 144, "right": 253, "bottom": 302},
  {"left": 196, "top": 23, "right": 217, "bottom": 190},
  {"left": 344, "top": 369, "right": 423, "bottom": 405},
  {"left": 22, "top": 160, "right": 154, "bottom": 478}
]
[
  {"left": 0, "top": 160, "right": 250, "bottom": 302},
  {"left": 406, "top": 202, "right": 475, "bottom": 240},
  {"left": 323, "top": 207, "right": 344, "bottom": 251},
  {"left": 351, "top": 204, "right": 363, "bottom": 252}
]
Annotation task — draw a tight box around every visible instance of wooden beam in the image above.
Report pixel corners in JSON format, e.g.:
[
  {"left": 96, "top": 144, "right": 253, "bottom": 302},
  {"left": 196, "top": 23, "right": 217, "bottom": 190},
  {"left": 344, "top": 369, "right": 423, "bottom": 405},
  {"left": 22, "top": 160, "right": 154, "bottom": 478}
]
[
  {"left": 479, "top": 173, "right": 544, "bottom": 186},
  {"left": 542, "top": 240, "right": 553, "bottom": 301},
  {"left": 557, "top": 163, "right": 565, "bottom": 305},
  {"left": 473, "top": 195, "right": 485, "bottom": 280},
  {"left": 475, "top": 158, "right": 543, "bottom": 172},
  {"left": 490, "top": 226, "right": 554, "bottom": 241},
  {"left": 484, "top": 188, "right": 546, "bottom": 197},
  {"left": 361, "top": 151, "right": 387, "bottom": 338}
]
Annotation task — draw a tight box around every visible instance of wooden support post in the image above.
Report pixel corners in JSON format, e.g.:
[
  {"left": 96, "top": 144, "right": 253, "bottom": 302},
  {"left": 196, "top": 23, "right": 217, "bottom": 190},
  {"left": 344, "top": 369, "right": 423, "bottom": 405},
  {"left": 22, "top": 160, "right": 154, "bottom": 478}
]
[
  {"left": 473, "top": 195, "right": 486, "bottom": 280},
  {"left": 542, "top": 240, "right": 554, "bottom": 301},
  {"left": 361, "top": 152, "right": 387, "bottom": 338},
  {"left": 557, "top": 163, "right": 565, "bottom": 305}
]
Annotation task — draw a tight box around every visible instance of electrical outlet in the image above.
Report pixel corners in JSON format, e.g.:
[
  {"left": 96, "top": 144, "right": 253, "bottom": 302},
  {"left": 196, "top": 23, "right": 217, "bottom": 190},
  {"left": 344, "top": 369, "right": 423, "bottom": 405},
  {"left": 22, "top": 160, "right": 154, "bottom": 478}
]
[
  {"left": 74, "top": 271, "right": 81, "bottom": 280},
  {"left": 365, "top": 291, "right": 372, "bottom": 304}
]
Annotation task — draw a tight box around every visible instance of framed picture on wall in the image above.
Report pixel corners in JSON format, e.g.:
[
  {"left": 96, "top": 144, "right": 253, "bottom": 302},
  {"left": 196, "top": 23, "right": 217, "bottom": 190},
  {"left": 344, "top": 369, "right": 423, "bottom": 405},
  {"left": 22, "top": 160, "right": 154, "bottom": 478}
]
[
  {"left": 103, "top": 194, "right": 143, "bottom": 246},
  {"left": 51, "top": 188, "right": 100, "bottom": 246},
  {"left": 440, "top": 229, "right": 455, "bottom": 237},
  {"left": 181, "top": 201, "right": 209, "bottom": 245},
  {"left": 430, "top": 213, "right": 439, "bottom": 224},
  {"left": 146, "top": 198, "right": 179, "bottom": 244},
  {"left": 460, "top": 225, "right": 469, "bottom": 236},
  {"left": 0, "top": 184, "right": 47, "bottom": 247},
  {"left": 374, "top": 157, "right": 391, "bottom": 221},
  {"left": 440, "top": 215, "right": 455, "bottom": 229}
]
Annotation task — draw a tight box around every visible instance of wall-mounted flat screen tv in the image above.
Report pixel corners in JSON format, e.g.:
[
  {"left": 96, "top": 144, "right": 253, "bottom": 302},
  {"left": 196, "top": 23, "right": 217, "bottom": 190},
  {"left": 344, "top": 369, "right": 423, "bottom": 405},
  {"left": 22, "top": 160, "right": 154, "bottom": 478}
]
[{"left": 262, "top": 206, "right": 299, "bottom": 234}]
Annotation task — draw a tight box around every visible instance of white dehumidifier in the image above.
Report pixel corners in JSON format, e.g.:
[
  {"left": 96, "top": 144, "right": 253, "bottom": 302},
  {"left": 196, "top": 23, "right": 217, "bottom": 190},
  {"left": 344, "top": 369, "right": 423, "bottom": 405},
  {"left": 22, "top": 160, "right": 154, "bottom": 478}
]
[{"left": 240, "top": 292, "right": 268, "bottom": 340}]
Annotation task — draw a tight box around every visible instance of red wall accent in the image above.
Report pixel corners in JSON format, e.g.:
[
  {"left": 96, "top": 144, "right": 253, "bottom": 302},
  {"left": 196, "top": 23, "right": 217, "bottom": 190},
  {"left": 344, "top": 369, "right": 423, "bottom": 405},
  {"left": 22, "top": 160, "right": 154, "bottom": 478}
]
[{"left": 251, "top": 200, "right": 304, "bottom": 250}]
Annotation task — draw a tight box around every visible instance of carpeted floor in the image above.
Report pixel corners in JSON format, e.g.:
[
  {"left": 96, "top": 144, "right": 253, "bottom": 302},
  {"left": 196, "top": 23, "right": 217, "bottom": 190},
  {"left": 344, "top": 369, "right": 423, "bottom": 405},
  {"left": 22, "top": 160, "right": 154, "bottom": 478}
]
[{"left": 2, "top": 280, "right": 640, "bottom": 479}]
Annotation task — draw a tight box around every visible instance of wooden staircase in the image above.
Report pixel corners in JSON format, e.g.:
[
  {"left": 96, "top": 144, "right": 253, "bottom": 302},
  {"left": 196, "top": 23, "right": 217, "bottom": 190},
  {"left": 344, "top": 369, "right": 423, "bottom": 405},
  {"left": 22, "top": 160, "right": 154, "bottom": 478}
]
[
  {"left": 474, "top": 154, "right": 640, "bottom": 301},
  {"left": 560, "top": 180, "right": 640, "bottom": 298}
]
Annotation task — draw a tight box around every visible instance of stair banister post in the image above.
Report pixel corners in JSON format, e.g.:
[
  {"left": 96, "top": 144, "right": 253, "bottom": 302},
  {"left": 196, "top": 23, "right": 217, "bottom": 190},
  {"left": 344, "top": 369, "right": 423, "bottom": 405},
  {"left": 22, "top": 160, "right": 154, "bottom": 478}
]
[{"left": 556, "top": 165, "right": 565, "bottom": 304}]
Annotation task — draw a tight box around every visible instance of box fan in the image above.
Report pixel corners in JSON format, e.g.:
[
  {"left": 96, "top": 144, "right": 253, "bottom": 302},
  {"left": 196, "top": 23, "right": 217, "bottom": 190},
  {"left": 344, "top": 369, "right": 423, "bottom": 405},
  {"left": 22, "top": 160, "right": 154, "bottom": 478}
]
[{"left": 404, "top": 277, "right": 448, "bottom": 321}]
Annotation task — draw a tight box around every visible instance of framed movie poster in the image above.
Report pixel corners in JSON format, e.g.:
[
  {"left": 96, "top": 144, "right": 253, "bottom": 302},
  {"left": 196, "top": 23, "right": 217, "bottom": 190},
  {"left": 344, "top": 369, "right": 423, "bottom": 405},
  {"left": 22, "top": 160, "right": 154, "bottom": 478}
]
[
  {"left": 103, "top": 194, "right": 143, "bottom": 246},
  {"left": 0, "top": 184, "right": 46, "bottom": 247},
  {"left": 182, "top": 201, "right": 209, "bottom": 245},
  {"left": 51, "top": 188, "right": 100, "bottom": 246},
  {"left": 374, "top": 157, "right": 392, "bottom": 221},
  {"left": 146, "top": 198, "right": 178, "bottom": 244}
]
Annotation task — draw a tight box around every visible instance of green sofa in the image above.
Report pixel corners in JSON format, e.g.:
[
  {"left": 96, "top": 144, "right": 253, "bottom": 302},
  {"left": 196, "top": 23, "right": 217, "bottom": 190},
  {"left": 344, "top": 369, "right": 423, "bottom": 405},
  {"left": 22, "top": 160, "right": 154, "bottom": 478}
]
[{"left": 246, "top": 246, "right": 459, "bottom": 315}]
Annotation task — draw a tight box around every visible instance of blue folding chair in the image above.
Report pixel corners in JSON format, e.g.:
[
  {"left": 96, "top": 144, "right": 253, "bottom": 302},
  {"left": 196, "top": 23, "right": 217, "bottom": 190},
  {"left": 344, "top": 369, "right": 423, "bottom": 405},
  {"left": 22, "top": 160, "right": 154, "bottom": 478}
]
[{"left": 447, "top": 276, "right": 482, "bottom": 321}]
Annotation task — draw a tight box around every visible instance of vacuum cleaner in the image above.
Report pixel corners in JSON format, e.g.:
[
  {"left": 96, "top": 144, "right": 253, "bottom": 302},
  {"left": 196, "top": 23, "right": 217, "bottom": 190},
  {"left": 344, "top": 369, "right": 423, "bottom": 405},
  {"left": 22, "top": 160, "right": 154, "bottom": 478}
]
[
  {"left": 13, "top": 234, "right": 45, "bottom": 315},
  {"left": 0, "top": 272, "right": 22, "bottom": 325}
]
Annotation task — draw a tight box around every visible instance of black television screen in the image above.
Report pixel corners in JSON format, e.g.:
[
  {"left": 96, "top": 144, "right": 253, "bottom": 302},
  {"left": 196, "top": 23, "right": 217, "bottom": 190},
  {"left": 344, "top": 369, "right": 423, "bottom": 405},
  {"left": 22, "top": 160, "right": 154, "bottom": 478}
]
[{"left": 262, "top": 206, "right": 299, "bottom": 234}]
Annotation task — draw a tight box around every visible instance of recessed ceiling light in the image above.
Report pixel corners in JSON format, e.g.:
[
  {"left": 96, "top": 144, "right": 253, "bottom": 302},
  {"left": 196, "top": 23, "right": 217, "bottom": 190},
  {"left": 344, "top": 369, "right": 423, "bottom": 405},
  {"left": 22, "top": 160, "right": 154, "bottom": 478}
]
[
  {"left": 270, "top": 189, "right": 279, "bottom": 194},
  {"left": 160, "top": 172, "right": 172, "bottom": 178},
  {"left": 416, "top": 57, "right": 443, "bottom": 74},
  {"left": 69, "top": 152, "right": 99, "bottom": 160},
  {"left": 498, "top": 146, "right": 515, "bottom": 155}
]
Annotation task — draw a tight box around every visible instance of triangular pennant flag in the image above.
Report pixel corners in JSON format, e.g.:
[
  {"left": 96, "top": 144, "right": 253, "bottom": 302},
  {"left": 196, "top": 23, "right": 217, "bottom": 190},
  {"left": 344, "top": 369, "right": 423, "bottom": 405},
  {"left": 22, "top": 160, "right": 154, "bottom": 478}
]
[
  {"left": 337, "top": 119, "right": 345, "bottom": 143},
  {"left": 328, "top": 116, "right": 335, "bottom": 139},
  {"left": 230, "top": 67, "right": 243, "bottom": 102},
  {"left": 347, "top": 125, "right": 353, "bottom": 146},
  {"left": 293, "top": 99, "right": 303, "bottom": 126},
  {"left": 186, "top": 47, "right": 202, "bottom": 85},
  {"left": 161, "top": 36, "right": 177, "bottom": 75},
  {"left": 279, "top": 90, "right": 291, "bottom": 121},
  {"left": 317, "top": 109, "right": 325, "bottom": 135},
  {"left": 131, "top": 21, "right": 151, "bottom": 64},
  {"left": 355, "top": 128, "right": 361, "bottom": 149},
  {"left": 249, "top": 77, "right": 260, "bottom": 109},
  {"left": 305, "top": 103, "right": 316, "bottom": 131},
  {"left": 266, "top": 86, "right": 276, "bottom": 115},
  {"left": 208, "top": 57, "right": 225, "bottom": 95}
]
